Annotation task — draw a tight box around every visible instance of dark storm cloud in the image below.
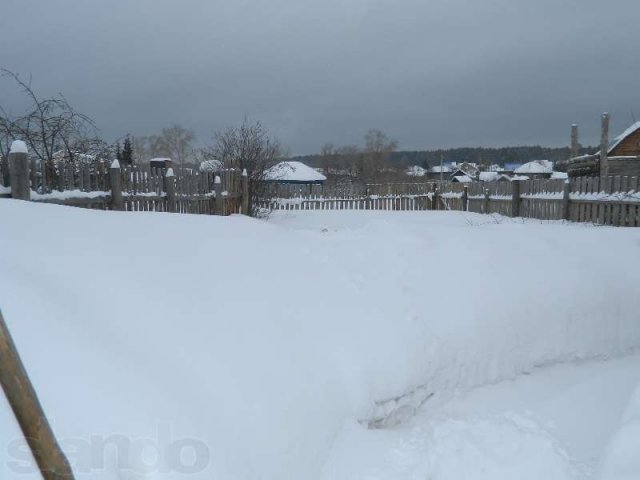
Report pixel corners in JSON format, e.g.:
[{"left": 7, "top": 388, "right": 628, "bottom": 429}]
[{"left": 1, "top": 0, "right": 639, "bottom": 154}]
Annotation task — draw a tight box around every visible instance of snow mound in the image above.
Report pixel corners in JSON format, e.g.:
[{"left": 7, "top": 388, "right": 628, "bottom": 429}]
[
  {"left": 599, "top": 382, "right": 640, "bottom": 480},
  {"left": 1, "top": 206, "right": 640, "bottom": 480}
]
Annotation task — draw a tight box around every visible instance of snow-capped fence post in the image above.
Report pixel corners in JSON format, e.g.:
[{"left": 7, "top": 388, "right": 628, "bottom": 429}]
[
  {"left": 511, "top": 179, "right": 521, "bottom": 217},
  {"left": 461, "top": 185, "right": 468, "bottom": 211},
  {"left": 483, "top": 187, "right": 490, "bottom": 214},
  {"left": 241, "top": 169, "right": 250, "bottom": 215},
  {"left": 0, "top": 310, "right": 76, "bottom": 480},
  {"left": 165, "top": 168, "right": 177, "bottom": 213},
  {"left": 8, "top": 140, "right": 30, "bottom": 201},
  {"left": 562, "top": 179, "right": 571, "bottom": 220},
  {"left": 430, "top": 183, "right": 438, "bottom": 210},
  {"left": 599, "top": 113, "right": 609, "bottom": 178},
  {"left": 214, "top": 175, "right": 223, "bottom": 215},
  {"left": 109, "top": 159, "right": 123, "bottom": 211}
]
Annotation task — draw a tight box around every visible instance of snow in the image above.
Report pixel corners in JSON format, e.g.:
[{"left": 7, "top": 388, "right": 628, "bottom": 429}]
[
  {"left": 552, "top": 171, "right": 569, "bottom": 180},
  {"left": 515, "top": 160, "right": 554, "bottom": 174},
  {"left": 599, "top": 381, "right": 640, "bottom": 479},
  {"left": 199, "top": 159, "right": 223, "bottom": 172},
  {"left": 512, "top": 174, "right": 531, "bottom": 181},
  {"left": 9, "top": 140, "right": 28, "bottom": 154},
  {"left": 110, "top": 159, "right": 120, "bottom": 169},
  {"left": 430, "top": 166, "right": 452, "bottom": 173},
  {"left": 0, "top": 185, "right": 10, "bottom": 195},
  {"left": 406, "top": 165, "right": 427, "bottom": 177},
  {"left": 1, "top": 205, "right": 640, "bottom": 480},
  {"left": 265, "top": 161, "right": 327, "bottom": 182},
  {"left": 452, "top": 174, "right": 473, "bottom": 183},
  {"left": 30, "top": 189, "right": 109, "bottom": 200},
  {"left": 479, "top": 171, "right": 500, "bottom": 182}
]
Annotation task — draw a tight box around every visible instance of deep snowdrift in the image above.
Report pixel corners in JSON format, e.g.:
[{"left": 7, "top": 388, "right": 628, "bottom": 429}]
[{"left": 1, "top": 202, "right": 640, "bottom": 480}]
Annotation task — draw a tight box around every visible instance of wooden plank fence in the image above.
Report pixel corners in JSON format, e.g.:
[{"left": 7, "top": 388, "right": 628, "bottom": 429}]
[
  {"left": 0, "top": 151, "right": 249, "bottom": 216},
  {"left": 258, "top": 176, "right": 640, "bottom": 227}
]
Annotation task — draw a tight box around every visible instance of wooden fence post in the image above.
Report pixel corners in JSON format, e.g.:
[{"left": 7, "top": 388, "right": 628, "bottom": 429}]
[
  {"left": 430, "top": 183, "right": 438, "bottom": 210},
  {"left": 511, "top": 179, "right": 521, "bottom": 217},
  {"left": 241, "top": 169, "right": 249, "bottom": 215},
  {"left": 214, "top": 175, "right": 223, "bottom": 215},
  {"left": 599, "top": 113, "right": 609, "bottom": 178},
  {"left": 165, "top": 168, "right": 177, "bottom": 213},
  {"left": 483, "top": 187, "right": 490, "bottom": 214},
  {"left": 0, "top": 310, "right": 76, "bottom": 480},
  {"left": 8, "top": 141, "right": 30, "bottom": 200},
  {"left": 462, "top": 185, "right": 468, "bottom": 211},
  {"left": 562, "top": 179, "right": 571, "bottom": 220},
  {"left": 109, "top": 160, "right": 123, "bottom": 211}
]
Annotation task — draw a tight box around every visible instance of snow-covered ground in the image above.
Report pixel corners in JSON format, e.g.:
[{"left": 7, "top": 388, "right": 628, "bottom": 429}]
[{"left": 1, "top": 203, "right": 639, "bottom": 480}]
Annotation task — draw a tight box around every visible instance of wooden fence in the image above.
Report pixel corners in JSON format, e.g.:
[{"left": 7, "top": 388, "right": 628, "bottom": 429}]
[
  {"left": 259, "top": 176, "right": 640, "bottom": 227},
  {"left": 0, "top": 152, "right": 249, "bottom": 216}
]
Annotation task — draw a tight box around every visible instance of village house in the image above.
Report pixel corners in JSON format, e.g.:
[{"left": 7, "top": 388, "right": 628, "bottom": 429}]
[
  {"left": 559, "top": 115, "right": 640, "bottom": 177},
  {"left": 514, "top": 160, "right": 554, "bottom": 179}
]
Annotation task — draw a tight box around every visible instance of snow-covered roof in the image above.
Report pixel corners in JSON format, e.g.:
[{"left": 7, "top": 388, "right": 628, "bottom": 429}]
[
  {"left": 199, "top": 159, "right": 223, "bottom": 172},
  {"left": 430, "top": 166, "right": 451, "bottom": 173},
  {"left": 514, "top": 160, "right": 553, "bottom": 174},
  {"left": 265, "top": 161, "right": 327, "bottom": 183},
  {"left": 603, "top": 121, "right": 640, "bottom": 155},
  {"left": 452, "top": 174, "right": 473, "bottom": 183},
  {"left": 511, "top": 175, "right": 530, "bottom": 181},
  {"left": 479, "top": 171, "right": 500, "bottom": 182},
  {"left": 550, "top": 171, "right": 568, "bottom": 180},
  {"left": 406, "top": 165, "right": 427, "bottom": 177}
]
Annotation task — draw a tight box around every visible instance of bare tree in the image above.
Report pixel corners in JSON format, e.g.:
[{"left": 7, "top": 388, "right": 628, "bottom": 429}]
[
  {"left": 319, "top": 143, "right": 336, "bottom": 175},
  {"left": 360, "top": 129, "right": 398, "bottom": 181},
  {"left": 148, "top": 125, "right": 195, "bottom": 169},
  {"left": 206, "top": 118, "right": 283, "bottom": 215},
  {"left": 0, "top": 68, "right": 96, "bottom": 164}
]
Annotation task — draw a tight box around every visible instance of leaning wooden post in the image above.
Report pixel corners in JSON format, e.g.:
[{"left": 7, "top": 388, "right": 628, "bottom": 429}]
[
  {"left": 511, "top": 179, "right": 521, "bottom": 218},
  {"left": 599, "top": 113, "right": 610, "bottom": 178},
  {"left": 461, "top": 185, "right": 468, "bottom": 212},
  {"left": 109, "top": 159, "right": 123, "bottom": 211},
  {"left": 562, "top": 179, "right": 571, "bottom": 221},
  {"left": 241, "top": 168, "right": 250, "bottom": 215},
  {"left": 8, "top": 140, "right": 30, "bottom": 200},
  {"left": 165, "top": 168, "right": 177, "bottom": 213},
  {"left": 214, "top": 175, "right": 223, "bottom": 215},
  {"left": 0, "top": 310, "right": 76, "bottom": 480}
]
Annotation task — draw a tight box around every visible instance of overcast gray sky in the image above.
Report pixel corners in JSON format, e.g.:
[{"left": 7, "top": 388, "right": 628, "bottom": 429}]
[{"left": 1, "top": 0, "right": 639, "bottom": 154}]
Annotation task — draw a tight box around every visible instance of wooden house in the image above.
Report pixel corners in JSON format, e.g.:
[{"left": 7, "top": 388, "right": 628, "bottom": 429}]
[{"left": 558, "top": 116, "right": 640, "bottom": 177}]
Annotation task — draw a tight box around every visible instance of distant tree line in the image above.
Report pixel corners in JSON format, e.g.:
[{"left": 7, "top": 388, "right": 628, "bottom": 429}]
[{"left": 296, "top": 144, "right": 597, "bottom": 174}]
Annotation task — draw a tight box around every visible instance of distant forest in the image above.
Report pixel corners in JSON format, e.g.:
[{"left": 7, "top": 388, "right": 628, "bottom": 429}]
[{"left": 293, "top": 145, "right": 597, "bottom": 170}]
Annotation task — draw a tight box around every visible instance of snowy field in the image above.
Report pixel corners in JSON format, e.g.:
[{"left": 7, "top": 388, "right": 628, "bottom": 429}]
[{"left": 1, "top": 202, "right": 640, "bottom": 480}]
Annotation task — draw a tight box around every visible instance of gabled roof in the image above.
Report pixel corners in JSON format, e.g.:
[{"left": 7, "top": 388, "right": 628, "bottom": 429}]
[{"left": 605, "top": 121, "right": 640, "bottom": 154}]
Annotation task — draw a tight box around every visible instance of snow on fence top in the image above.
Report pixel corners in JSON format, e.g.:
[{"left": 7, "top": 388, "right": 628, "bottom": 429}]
[
  {"left": 265, "top": 161, "right": 327, "bottom": 183},
  {"left": 9, "top": 140, "right": 28, "bottom": 154}
]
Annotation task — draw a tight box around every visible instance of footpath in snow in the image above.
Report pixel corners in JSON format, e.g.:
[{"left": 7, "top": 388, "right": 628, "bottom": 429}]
[{"left": 0, "top": 203, "right": 639, "bottom": 480}]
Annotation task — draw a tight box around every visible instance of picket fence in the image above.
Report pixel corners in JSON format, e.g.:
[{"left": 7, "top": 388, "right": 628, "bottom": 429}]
[
  {"left": 1, "top": 153, "right": 248, "bottom": 216},
  {"left": 259, "top": 176, "right": 640, "bottom": 227}
]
